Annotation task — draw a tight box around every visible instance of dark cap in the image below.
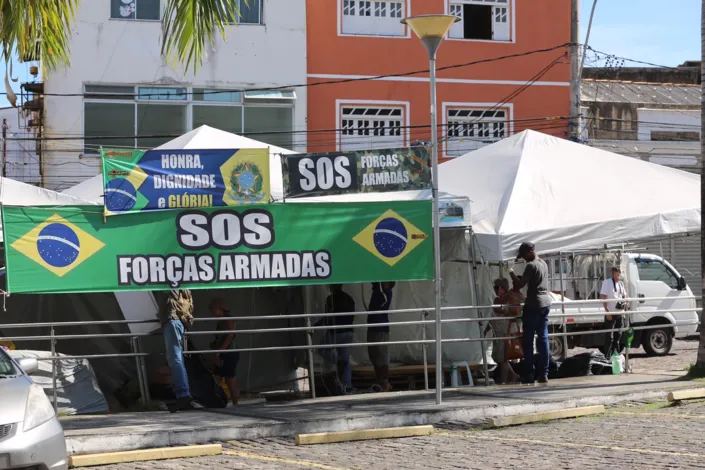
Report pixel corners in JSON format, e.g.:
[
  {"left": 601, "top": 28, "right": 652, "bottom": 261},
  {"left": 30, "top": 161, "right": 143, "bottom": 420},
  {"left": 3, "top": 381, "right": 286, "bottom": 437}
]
[{"left": 515, "top": 242, "right": 535, "bottom": 260}]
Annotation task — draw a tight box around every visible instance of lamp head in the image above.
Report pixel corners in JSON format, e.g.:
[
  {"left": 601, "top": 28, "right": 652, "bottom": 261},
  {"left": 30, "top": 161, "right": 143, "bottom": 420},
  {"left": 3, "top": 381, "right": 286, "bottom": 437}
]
[{"left": 401, "top": 14, "right": 459, "bottom": 58}]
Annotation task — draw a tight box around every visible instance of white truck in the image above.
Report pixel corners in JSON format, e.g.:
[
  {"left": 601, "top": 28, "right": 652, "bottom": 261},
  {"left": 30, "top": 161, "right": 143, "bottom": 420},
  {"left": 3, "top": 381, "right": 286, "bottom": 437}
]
[{"left": 545, "top": 253, "right": 698, "bottom": 359}]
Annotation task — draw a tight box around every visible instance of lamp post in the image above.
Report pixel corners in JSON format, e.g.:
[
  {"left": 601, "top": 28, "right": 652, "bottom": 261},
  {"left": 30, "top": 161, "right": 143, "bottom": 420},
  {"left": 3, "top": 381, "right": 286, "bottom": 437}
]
[{"left": 402, "top": 14, "right": 458, "bottom": 405}]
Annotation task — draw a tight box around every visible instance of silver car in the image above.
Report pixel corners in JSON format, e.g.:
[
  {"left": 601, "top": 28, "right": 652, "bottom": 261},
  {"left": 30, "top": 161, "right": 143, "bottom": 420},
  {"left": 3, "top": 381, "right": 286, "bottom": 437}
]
[{"left": 0, "top": 348, "right": 67, "bottom": 470}]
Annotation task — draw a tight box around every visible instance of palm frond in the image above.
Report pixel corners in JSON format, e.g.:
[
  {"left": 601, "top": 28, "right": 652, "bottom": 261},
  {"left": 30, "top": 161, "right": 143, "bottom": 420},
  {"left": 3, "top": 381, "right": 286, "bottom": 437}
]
[
  {"left": 161, "top": 0, "right": 242, "bottom": 73},
  {"left": 0, "top": 0, "right": 79, "bottom": 70}
]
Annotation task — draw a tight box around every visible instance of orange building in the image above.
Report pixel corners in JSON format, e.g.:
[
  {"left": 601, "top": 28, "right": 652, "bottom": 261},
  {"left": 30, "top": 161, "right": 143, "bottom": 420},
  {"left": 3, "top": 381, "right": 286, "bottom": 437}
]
[{"left": 306, "top": 0, "right": 571, "bottom": 160}]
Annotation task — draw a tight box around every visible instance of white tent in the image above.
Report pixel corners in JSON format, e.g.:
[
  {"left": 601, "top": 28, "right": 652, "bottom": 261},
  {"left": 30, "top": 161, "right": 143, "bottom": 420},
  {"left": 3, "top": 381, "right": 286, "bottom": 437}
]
[
  {"left": 62, "top": 125, "right": 296, "bottom": 203},
  {"left": 0, "top": 177, "right": 97, "bottom": 242},
  {"left": 439, "top": 130, "right": 701, "bottom": 260}
]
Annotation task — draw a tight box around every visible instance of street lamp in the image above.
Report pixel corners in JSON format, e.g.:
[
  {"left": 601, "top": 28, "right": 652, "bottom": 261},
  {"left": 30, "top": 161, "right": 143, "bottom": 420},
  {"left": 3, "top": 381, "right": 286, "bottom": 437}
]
[{"left": 401, "top": 14, "right": 458, "bottom": 405}]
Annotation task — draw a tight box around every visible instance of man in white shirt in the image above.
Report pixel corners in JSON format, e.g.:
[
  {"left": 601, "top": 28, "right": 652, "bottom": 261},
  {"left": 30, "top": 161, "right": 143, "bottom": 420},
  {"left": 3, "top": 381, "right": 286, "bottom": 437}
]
[{"left": 600, "top": 267, "right": 627, "bottom": 355}]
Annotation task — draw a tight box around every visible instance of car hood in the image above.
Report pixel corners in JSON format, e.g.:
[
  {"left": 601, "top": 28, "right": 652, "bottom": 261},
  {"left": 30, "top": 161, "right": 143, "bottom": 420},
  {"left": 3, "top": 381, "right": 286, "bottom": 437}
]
[{"left": 0, "top": 376, "right": 30, "bottom": 425}]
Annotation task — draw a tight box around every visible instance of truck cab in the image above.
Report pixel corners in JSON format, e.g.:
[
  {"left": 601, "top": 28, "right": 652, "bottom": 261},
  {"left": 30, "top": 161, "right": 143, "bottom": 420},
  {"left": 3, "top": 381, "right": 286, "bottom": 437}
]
[
  {"left": 547, "top": 252, "right": 697, "bottom": 359},
  {"left": 622, "top": 253, "right": 697, "bottom": 355}
]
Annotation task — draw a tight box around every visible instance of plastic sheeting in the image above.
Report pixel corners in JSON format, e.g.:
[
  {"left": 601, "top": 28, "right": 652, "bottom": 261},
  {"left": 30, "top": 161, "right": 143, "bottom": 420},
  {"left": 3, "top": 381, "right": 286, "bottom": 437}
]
[
  {"left": 9, "top": 350, "right": 108, "bottom": 415},
  {"left": 306, "top": 230, "right": 491, "bottom": 367}
]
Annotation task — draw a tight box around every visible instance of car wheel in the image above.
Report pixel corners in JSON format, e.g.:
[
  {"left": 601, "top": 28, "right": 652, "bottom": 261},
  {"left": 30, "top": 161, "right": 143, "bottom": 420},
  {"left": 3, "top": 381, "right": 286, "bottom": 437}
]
[{"left": 642, "top": 327, "right": 673, "bottom": 356}]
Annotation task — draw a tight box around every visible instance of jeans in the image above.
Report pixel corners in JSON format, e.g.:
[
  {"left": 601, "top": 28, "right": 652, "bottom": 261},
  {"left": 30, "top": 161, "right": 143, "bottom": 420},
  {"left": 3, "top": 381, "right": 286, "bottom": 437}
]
[
  {"left": 163, "top": 319, "right": 190, "bottom": 399},
  {"left": 320, "top": 331, "right": 354, "bottom": 390},
  {"left": 604, "top": 315, "right": 624, "bottom": 355},
  {"left": 522, "top": 306, "right": 551, "bottom": 381}
]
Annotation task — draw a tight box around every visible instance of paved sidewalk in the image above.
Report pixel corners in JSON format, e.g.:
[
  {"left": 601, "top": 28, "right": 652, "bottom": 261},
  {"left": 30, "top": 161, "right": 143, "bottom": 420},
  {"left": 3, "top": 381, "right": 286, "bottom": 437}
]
[{"left": 61, "top": 372, "right": 700, "bottom": 456}]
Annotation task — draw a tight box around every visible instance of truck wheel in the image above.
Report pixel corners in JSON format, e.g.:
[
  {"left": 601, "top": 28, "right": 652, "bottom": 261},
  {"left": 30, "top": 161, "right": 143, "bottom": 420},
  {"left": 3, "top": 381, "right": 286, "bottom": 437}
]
[
  {"left": 549, "top": 337, "right": 565, "bottom": 361},
  {"left": 642, "top": 327, "right": 673, "bottom": 356}
]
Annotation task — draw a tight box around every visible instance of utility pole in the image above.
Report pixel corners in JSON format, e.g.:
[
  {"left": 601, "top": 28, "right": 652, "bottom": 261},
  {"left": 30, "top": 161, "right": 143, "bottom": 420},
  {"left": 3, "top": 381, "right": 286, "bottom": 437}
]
[
  {"left": 1, "top": 118, "right": 7, "bottom": 177},
  {"left": 696, "top": 0, "right": 705, "bottom": 372},
  {"left": 569, "top": 0, "right": 581, "bottom": 141}
]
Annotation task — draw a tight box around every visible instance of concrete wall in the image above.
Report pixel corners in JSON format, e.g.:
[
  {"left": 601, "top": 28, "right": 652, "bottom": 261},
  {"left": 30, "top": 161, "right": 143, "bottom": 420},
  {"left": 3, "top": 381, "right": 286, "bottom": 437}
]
[
  {"left": 637, "top": 108, "right": 700, "bottom": 141},
  {"left": 43, "top": 0, "right": 307, "bottom": 190},
  {"left": 583, "top": 66, "right": 701, "bottom": 85}
]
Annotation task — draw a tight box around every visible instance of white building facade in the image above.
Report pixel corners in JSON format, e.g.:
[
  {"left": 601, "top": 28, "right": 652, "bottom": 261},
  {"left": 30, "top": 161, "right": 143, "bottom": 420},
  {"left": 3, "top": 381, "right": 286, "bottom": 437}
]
[{"left": 40, "top": 0, "right": 306, "bottom": 191}]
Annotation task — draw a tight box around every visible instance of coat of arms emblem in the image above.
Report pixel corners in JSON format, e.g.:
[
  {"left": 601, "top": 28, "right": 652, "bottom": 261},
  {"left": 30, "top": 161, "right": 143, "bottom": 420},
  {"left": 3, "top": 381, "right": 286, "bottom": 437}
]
[{"left": 228, "top": 161, "right": 266, "bottom": 203}]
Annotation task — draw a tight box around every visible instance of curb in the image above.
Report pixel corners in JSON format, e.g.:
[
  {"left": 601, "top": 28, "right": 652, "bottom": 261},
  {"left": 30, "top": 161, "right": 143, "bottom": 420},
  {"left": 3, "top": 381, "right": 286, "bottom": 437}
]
[
  {"left": 64, "top": 387, "right": 691, "bottom": 456},
  {"left": 68, "top": 444, "right": 222, "bottom": 468},
  {"left": 668, "top": 389, "right": 705, "bottom": 402},
  {"left": 296, "top": 425, "right": 434, "bottom": 445},
  {"left": 487, "top": 405, "right": 605, "bottom": 427}
]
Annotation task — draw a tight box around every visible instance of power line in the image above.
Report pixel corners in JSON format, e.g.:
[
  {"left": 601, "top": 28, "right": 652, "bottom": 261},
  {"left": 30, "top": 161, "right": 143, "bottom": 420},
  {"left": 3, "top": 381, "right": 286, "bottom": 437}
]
[{"left": 3, "top": 43, "right": 573, "bottom": 100}]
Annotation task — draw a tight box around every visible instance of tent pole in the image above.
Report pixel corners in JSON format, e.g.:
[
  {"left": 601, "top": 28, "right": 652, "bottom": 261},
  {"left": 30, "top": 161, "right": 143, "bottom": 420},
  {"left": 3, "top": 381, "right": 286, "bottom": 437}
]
[
  {"left": 559, "top": 253, "right": 568, "bottom": 360},
  {"left": 51, "top": 326, "right": 57, "bottom": 413},
  {"left": 422, "top": 310, "right": 429, "bottom": 390},
  {"left": 469, "top": 230, "right": 489, "bottom": 386}
]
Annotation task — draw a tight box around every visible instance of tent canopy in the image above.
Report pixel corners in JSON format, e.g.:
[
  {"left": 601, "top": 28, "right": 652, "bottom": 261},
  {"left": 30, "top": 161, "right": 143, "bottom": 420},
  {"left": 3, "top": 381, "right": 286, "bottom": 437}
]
[
  {"left": 0, "top": 177, "right": 97, "bottom": 241},
  {"left": 439, "top": 130, "right": 701, "bottom": 260},
  {"left": 62, "top": 125, "right": 296, "bottom": 203}
]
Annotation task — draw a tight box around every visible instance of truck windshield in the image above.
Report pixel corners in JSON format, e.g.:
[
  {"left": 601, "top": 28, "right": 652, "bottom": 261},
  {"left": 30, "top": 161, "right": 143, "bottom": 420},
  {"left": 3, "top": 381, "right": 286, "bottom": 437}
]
[{"left": 635, "top": 259, "right": 679, "bottom": 289}]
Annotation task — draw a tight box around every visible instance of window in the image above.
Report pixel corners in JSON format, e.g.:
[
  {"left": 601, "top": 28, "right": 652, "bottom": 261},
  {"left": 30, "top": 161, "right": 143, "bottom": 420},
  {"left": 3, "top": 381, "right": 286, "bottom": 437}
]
[
  {"left": 84, "top": 102, "right": 136, "bottom": 151},
  {"left": 83, "top": 85, "right": 295, "bottom": 152},
  {"left": 110, "top": 0, "right": 160, "bottom": 20},
  {"left": 219, "top": 0, "right": 263, "bottom": 25},
  {"left": 449, "top": 0, "right": 511, "bottom": 41},
  {"left": 137, "top": 103, "right": 187, "bottom": 148},
  {"left": 636, "top": 259, "right": 679, "bottom": 290},
  {"left": 244, "top": 107, "right": 294, "bottom": 150},
  {"left": 339, "top": 105, "right": 404, "bottom": 151},
  {"left": 445, "top": 108, "right": 508, "bottom": 157},
  {"left": 342, "top": 0, "right": 406, "bottom": 36}
]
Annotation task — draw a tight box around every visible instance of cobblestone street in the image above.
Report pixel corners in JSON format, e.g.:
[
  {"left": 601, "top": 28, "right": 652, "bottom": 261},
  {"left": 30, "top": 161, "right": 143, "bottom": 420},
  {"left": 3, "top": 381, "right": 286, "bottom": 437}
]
[
  {"left": 95, "top": 339, "right": 705, "bottom": 470},
  {"left": 99, "top": 398, "right": 705, "bottom": 469}
]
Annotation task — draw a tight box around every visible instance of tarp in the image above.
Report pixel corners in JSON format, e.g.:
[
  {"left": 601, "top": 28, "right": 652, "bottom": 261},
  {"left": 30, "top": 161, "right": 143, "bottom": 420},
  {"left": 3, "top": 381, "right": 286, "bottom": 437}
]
[
  {"left": 8, "top": 350, "right": 109, "bottom": 415},
  {"left": 62, "top": 125, "right": 296, "bottom": 203},
  {"left": 0, "top": 177, "right": 96, "bottom": 241},
  {"left": 438, "top": 130, "right": 701, "bottom": 260}
]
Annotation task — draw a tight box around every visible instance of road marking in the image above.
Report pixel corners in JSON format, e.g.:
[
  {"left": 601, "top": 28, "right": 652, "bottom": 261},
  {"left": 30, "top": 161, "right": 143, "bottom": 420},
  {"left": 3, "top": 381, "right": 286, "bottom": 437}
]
[
  {"left": 437, "top": 432, "right": 705, "bottom": 459},
  {"left": 610, "top": 411, "right": 705, "bottom": 420},
  {"left": 223, "top": 449, "right": 350, "bottom": 470}
]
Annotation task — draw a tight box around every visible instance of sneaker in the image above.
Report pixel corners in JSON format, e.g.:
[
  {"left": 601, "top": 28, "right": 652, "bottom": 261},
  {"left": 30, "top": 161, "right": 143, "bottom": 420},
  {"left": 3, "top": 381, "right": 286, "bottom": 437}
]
[
  {"left": 168, "top": 396, "right": 198, "bottom": 413},
  {"left": 381, "top": 384, "right": 392, "bottom": 392},
  {"left": 521, "top": 378, "right": 535, "bottom": 386},
  {"left": 538, "top": 376, "right": 549, "bottom": 385}
]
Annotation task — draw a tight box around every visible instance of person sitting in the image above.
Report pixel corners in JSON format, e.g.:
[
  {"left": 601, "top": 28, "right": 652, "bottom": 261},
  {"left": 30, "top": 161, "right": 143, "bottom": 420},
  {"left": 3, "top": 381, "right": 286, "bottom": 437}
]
[{"left": 485, "top": 278, "right": 523, "bottom": 384}]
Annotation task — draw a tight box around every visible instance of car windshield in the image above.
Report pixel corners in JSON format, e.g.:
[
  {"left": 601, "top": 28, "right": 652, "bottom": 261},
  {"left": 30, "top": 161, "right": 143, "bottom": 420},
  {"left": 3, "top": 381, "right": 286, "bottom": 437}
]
[{"left": 0, "top": 348, "right": 20, "bottom": 377}]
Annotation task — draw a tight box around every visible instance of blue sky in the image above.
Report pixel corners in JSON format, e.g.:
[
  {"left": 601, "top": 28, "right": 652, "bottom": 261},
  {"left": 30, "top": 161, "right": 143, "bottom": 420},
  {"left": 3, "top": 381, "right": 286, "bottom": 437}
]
[
  {"left": 580, "top": 0, "right": 700, "bottom": 68},
  {"left": 1, "top": 1, "right": 701, "bottom": 107}
]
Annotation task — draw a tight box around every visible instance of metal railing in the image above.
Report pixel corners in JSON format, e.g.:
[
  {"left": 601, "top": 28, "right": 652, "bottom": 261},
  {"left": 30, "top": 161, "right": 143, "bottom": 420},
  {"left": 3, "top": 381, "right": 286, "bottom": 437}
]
[{"left": 0, "top": 294, "right": 701, "bottom": 411}]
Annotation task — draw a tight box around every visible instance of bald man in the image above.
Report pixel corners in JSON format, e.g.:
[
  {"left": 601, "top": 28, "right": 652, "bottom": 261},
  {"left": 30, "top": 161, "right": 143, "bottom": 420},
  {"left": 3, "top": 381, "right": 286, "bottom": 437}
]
[{"left": 210, "top": 298, "right": 240, "bottom": 406}]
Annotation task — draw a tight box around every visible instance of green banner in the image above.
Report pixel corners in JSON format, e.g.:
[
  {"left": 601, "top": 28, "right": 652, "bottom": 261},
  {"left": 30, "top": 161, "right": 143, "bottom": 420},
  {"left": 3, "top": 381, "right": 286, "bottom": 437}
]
[{"left": 2, "top": 201, "right": 433, "bottom": 294}]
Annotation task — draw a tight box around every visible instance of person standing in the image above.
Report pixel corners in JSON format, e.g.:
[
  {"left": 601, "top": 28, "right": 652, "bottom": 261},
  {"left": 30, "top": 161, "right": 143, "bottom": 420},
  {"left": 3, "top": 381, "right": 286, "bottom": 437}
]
[
  {"left": 600, "top": 267, "right": 627, "bottom": 356},
  {"left": 367, "top": 282, "right": 395, "bottom": 392},
  {"left": 159, "top": 289, "right": 196, "bottom": 412},
  {"left": 317, "top": 284, "right": 356, "bottom": 394},
  {"left": 509, "top": 242, "right": 552, "bottom": 385},
  {"left": 209, "top": 298, "right": 240, "bottom": 406},
  {"left": 484, "top": 278, "right": 522, "bottom": 384}
]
